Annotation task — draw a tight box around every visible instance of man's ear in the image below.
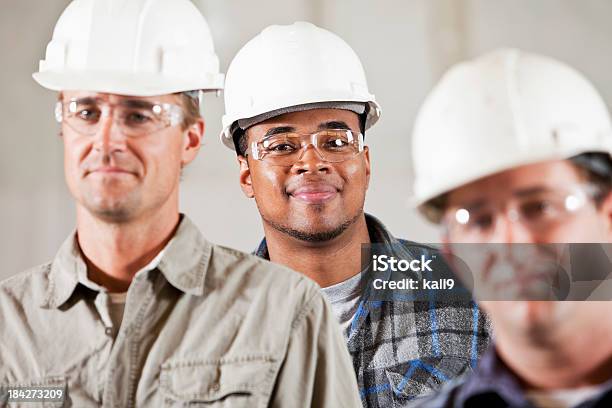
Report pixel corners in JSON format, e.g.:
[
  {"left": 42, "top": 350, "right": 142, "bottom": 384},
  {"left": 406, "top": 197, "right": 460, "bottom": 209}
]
[
  {"left": 181, "top": 118, "right": 204, "bottom": 166},
  {"left": 238, "top": 155, "right": 255, "bottom": 198},
  {"left": 364, "top": 145, "right": 371, "bottom": 190},
  {"left": 439, "top": 226, "right": 456, "bottom": 268},
  {"left": 601, "top": 190, "right": 612, "bottom": 240}
]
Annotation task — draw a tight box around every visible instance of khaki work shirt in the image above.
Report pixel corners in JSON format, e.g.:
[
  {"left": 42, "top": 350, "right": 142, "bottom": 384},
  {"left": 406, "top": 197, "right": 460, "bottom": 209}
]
[{"left": 0, "top": 216, "right": 360, "bottom": 407}]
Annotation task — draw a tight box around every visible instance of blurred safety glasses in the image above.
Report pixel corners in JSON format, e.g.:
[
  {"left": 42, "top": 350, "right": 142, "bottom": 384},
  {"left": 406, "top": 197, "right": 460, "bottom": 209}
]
[{"left": 443, "top": 184, "right": 599, "bottom": 241}]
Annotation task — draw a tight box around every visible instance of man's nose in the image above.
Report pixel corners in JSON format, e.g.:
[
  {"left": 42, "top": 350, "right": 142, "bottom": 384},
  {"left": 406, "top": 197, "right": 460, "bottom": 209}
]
[
  {"left": 494, "top": 209, "right": 537, "bottom": 245},
  {"left": 92, "top": 114, "right": 127, "bottom": 153},
  {"left": 292, "top": 144, "right": 330, "bottom": 174}
]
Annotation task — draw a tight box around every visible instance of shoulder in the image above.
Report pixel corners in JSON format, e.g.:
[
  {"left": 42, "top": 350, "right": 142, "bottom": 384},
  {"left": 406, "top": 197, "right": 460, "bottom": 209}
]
[
  {"left": 0, "top": 263, "right": 52, "bottom": 304},
  {"left": 0, "top": 263, "right": 54, "bottom": 337},
  {"left": 207, "top": 243, "right": 322, "bottom": 309}
]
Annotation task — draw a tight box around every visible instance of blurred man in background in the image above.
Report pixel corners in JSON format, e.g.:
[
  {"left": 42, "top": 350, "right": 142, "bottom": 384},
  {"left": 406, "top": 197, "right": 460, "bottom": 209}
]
[
  {"left": 0, "top": 2, "right": 360, "bottom": 407},
  {"left": 412, "top": 49, "right": 612, "bottom": 408},
  {"left": 222, "top": 21, "right": 490, "bottom": 406}
]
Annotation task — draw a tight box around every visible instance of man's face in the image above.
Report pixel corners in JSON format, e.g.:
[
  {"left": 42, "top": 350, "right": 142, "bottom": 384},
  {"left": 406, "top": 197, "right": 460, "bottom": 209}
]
[
  {"left": 239, "top": 108, "right": 370, "bottom": 242},
  {"left": 441, "top": 160, "right": 612, "bottom": 338},
  {"left": 61, "top": 91, "right": 202, "bottom": 223}
]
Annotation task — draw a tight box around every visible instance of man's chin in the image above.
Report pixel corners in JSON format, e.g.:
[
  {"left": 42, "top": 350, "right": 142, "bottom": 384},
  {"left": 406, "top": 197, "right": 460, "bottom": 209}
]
[
  {"left": 95, "top": 208, "right": 134, "bottom": 223},
  {"left": 276, "top": 223, "right": 348, "bottom": 243},
  {"left": 264, "top": 213, "right": 361, "bottom": 243},
  {"left": 81, "top": 196, "right": 138, "bottom": 223}
]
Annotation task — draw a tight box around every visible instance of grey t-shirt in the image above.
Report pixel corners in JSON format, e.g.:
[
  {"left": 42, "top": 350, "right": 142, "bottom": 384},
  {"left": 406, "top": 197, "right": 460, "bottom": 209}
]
[
  {"left": 108, "top": 291, "right": 127, "bottom": 337},
  {"left": 320, "top": 272, "right": 362, "bottom": 338}
]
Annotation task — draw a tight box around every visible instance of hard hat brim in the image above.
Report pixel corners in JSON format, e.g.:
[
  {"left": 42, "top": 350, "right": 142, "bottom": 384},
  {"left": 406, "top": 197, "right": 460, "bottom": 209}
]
[
  {"left": 33, "top": 71, "right": 224, "bottom": 97},
  {"left": 413, "top": 142, "right": 612, "bottom": 223},
  {"left": 220, "top": 99, "right": 381, "bottom": 150}
]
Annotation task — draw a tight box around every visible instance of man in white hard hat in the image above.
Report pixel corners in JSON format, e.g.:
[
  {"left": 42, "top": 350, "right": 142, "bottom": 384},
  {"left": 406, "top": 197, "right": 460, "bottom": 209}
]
[
  {"left": 411, "top": 49, "right": 612, "bottom": 408},
  {"left": 0, "top": 2, "right": 361, "bottom": 407},
  {"left": 221, "top": 22, "right": 490, "bottom": 407}
]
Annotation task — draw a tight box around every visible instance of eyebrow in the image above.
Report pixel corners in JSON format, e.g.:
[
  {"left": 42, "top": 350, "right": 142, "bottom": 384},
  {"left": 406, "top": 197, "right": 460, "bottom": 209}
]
[
  {"left": 459, "top": 199, "right": 487, "bottom": 212},
  {"left": 71, "top": 97, "right": 100, "bottom": 105},
  {"left": 317, "top": 121, "right": 351, "bottom": 131},
  {"left": 119, "top": 99, "right": 156, "bottom": 109},
  {"left": 67, "top": 97, "right": 157, "bottom": 111},
  {"left": 263, "top": 126, "right": 296, "bottom": 138},
  {"left": 261, "top": 120, "right": 353, "bottom": 140},
  {"left": 513, "top": 186, "right": 548, "bottom": 197},
  {"left": 457, "top": 186, "right": 552, "bottom": 211}
]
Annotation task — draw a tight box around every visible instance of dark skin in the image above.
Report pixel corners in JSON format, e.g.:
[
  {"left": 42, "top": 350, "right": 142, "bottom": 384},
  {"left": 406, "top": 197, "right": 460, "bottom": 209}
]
[{"left": 238, "top": 109, "right": 371, "bottom": 287}]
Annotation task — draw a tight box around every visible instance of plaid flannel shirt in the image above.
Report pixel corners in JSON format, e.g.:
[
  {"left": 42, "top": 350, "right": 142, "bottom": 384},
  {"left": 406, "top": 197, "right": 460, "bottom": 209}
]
[{"left": 255, "top": 213, "right": 491, "bottom": 407}]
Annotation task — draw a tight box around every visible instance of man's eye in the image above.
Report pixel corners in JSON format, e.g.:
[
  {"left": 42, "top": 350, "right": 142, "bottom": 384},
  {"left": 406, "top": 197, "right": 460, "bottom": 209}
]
[
  {"left": 324, "top": 138, "right": 349, "bottom": 148},
  {"left": 125, "top": 111, "right": 153, "bottom": 125},
  {"left": 268, "top": 143, "right": 296, "bottom": 152},
  {"left": 76, "top": 108, "right": 100, "bottom": 122},
  {"left": 521, "top": 200, "right": 557, "bottom": 220},
  {"left": 469, "top": 213, "right": 494, "bottom": 230}
]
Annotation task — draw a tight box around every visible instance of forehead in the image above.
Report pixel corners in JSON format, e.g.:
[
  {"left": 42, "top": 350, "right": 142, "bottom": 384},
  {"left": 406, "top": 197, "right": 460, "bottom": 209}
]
[
  {"left": 248, "top": 108, "right": 360, "bottom": 136},
  {"left": 60, "top": 90, "right": 180, "bottom": 105},
  {"left": 447, "top": 160, "right": 583, "bottom": 204}
]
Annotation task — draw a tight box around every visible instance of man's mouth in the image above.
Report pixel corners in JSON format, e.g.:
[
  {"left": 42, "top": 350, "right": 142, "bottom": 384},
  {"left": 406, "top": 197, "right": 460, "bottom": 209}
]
[
  {"left": 86, "top": 167, "right": 135, "bottom": 177},
  {"left": 288, "top": 183, "right": 339, "bottom": 204}
]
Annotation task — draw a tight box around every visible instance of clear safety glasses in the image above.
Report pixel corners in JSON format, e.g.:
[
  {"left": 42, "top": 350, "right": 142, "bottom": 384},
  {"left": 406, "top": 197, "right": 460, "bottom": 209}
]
[
  {"left": 443, "top": 184, "right": 599, "bottom": 241},
  {"left": 248, "top": 129, "right": 364, "bottom": 167},
  {"left": 55, "top": 96, "right": 184, "bottom": 137}
]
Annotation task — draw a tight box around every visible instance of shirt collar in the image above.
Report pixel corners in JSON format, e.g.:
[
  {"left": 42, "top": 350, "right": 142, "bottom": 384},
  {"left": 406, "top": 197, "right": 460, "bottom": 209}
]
[
  {"left": 364, "top": 213, "right": 401, "bottom": 246},
  {"left": 42, "top": 231, "right": 86, "bottom": 308},
  {"left": 456, "top": 344, "right": 530, "bottom": 407},
  {"left": 42, "top": 215, "right": 211, "bottom": 309},
  {"left": 156, "top": 216, "right": 211, "bottom": 296},
  {"left": 254, "top": 235, "right": 270, "bottom": 259}
]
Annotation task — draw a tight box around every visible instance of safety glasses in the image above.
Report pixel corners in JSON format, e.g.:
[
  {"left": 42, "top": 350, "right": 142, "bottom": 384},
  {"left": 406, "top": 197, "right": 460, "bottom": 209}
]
[
  {"left": 55, "top": 96, "right": 184, "bottom": 137},
  {"left": 248, "top": 129, "right": 364, "bottom": 166},
  {"left": 443, "top": 184, "right": 599, "bottom": 241}
]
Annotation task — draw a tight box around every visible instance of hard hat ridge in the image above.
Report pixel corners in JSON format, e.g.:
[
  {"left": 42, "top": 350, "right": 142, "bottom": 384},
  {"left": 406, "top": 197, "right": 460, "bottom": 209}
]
[{"left": 33, "top": 0, "right": 224, "bottom": 96}]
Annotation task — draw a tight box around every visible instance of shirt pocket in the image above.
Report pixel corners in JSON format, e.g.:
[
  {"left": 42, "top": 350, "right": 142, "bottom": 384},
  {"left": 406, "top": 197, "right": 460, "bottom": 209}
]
[
  {"left": 385, "top": 356, "right": 472, "bottom": 407},
  {"left": 160, "top": 354, "right": 278, "bottom": 407},
  {"left": 1, "top": 376, "right": 68, "bottom": 408}
]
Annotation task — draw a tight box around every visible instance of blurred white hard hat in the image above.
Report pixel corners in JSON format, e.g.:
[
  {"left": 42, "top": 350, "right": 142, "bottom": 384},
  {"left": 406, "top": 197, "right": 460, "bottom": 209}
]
[
  {"left": 33, "top": 0, "right": 224, "bottom": 96},
  {"left": 220, "top": 21, "right": 381, "bottom": 150},
  {"left": 412, "top": 48, "right": 612, "bottom": 217}
]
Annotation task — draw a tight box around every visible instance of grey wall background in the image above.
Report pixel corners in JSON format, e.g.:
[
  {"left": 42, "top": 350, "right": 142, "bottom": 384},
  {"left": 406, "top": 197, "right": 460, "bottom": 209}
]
[{"left": 2, "top": 0, "right": 612, "bottom": 280}]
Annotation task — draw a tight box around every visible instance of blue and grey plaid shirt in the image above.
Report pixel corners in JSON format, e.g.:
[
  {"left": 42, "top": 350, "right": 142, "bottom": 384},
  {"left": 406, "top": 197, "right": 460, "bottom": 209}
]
[{"left": 254, "top": 213, "right": 491, "bottom": 407}]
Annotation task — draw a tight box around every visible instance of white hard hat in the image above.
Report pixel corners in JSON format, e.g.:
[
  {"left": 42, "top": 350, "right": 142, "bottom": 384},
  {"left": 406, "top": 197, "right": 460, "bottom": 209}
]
[
  {"left": 33, "top": 0, "right": 224, "bottom": 96},
  {"left": 412, "top": 48, "right": 612, "bottom": 218},
  {"left": 220, "top": 21, "right": 381, "bottom": 150}
]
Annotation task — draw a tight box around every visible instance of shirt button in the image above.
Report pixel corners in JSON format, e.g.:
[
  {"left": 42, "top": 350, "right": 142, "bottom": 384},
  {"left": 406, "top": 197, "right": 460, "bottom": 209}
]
[
  {"left": 211, "top": 384, "right": 220, "bottom": 392},
  {"left": 105, "top": 327, "right": 113, "bottom": 336}
]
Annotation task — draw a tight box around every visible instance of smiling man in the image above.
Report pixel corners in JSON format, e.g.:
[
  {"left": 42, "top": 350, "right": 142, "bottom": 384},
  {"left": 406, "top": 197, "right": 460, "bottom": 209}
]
[
  {"left": 411, "top": 49, "right": 612, "bottom": 408},
  {"left": 0, "top": 2, "right": 360, "bottom": 407},
  {"left": 221, "top": 22, "right": 490, "bottom": 406},
  {"left": 239, "top": 107, "right": 370, "bottom": 281}
]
